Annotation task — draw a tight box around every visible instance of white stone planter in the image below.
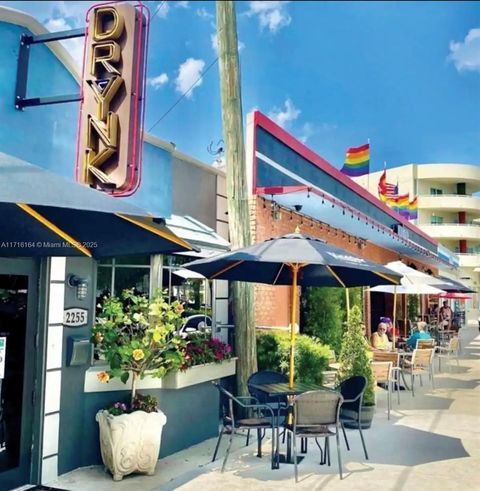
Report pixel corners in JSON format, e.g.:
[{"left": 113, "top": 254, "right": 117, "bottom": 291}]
[
  {"left": 161, "top": 358, "right": 237, "bottom": 389},
  {"left": 96, "top": 409, "right": 167, "bottom": 481}
]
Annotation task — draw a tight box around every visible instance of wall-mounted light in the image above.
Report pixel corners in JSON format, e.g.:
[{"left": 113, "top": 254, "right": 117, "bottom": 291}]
[
  {"left": 293, "top": 204, "right": 303, "bottom": 212},
  {"left": 67, "top": 274, "right": 89, "bottom": 300}
]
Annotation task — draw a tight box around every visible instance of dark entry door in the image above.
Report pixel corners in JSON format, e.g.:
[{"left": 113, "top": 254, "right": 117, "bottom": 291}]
[{"left": 0, "top": 258, "right": 38, "bottom": 491}]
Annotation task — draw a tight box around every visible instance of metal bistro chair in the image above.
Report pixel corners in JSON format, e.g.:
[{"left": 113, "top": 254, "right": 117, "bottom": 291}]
[
  {"left": 372, "top": 351, "right": 401, "bottom": 405},
  {"left": 247, "top": 371, "right": 289, "bottom": 446},
  {"left": 338, "top": 376, "right": 369, "bottom": 460},
  {"left": 211, "top": 382, "right": 276, "bottom": 472},
  {"left": 370, "top": 361, "right": 393, "bottom": 419},
  {"left": 437, "top": 336, "right": 460, "bottom": 372},
  {"left": 402, "top": 348, "right": 435, "bottom": 396},
  {"left": 416, "top": 338, "right": 435, "bottom": 349},
  {"left": 286, "top": 390, "right": 344, "bottom": 482}
]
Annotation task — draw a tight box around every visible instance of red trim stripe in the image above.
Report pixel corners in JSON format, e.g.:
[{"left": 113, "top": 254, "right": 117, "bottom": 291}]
[{"left": 252, "top": 111, "right": 436, "bottom": 247}]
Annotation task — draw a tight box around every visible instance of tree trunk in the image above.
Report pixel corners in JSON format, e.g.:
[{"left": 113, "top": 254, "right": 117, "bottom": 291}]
[
  {"left": 216, "top": 1, "right": 256, "bottom": 396},
  {"left": 131, "top": 371, "right": 138, "bottom": 407}
]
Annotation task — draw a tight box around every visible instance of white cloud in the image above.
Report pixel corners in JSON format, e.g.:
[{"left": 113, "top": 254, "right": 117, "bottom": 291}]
[
  {"left": 156, "top": 2, "right": 170, "bottom": 19},
  {"left": 299, "top": 123, "right": 315, "bottom": 143},
  {"left": 246, "top": 1, "right": 291, "bottom": 33},
  {"left": 211, "top": 33, "right": 245, "bottom": 55},
  {"left": 148, "top": 73, "right": 169, "bottom": 89},
  {"left": 449, "top": 28, "right": 480, "bottom": 73},
  {"left": 175, "top": 58, "right": 206, "bottom": 98},
  {"left": 197, "top": 7, "right": 214, "bottom": 20},
  {"left": 268, "top": 99, "right": 300, "bottom": 128},
  {"left": 43, "top": 16, "right": 84, "bottom": 67},
  {"left": 176, "top": 1, "right": 190, "bottom": 8}
]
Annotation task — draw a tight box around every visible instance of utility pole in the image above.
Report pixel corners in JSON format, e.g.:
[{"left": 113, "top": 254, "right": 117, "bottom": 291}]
[{"left": 216, "top": 0, "right": 256, "bottom": 395}]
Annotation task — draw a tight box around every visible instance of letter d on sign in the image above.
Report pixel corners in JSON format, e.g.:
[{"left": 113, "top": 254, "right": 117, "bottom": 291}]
[{"left": 93, "top": 7, "right": 125, "bottom": 41}]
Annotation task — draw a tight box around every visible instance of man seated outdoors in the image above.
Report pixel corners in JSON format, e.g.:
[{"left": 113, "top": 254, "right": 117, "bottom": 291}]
[
  {"left": 371, "top": 322, "right": 392, "bottom": 351},
  {"left": 406, "top": 321, "right": 432, "bottom": 349}
]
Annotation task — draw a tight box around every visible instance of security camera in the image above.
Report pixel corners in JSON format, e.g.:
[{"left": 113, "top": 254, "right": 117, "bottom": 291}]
[{"left": 294, "top": 204, "right": 303, "bottom": 212}]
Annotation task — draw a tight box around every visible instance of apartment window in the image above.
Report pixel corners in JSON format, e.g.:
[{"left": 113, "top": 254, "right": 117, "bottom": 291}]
[
  {"left": 431, "top": 216, "right": 444, "bottom": 225},
  {"left": 430, "top": 188, "right": 443, "bottom": 195}
]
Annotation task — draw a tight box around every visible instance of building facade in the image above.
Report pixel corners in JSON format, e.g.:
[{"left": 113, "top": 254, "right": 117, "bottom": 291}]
[{"left": 354, "top": 164, "right": 480, "bottom": 318}]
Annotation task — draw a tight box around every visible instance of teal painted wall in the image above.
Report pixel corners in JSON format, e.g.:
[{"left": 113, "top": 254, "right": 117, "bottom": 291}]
[{"left": 0, "top": 21, "right": 172, "bottom": 218}]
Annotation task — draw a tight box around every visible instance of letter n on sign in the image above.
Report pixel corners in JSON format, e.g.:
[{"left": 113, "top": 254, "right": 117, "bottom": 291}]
[{"left": 76, "top": 2, "right": 149, "bottom": 196}]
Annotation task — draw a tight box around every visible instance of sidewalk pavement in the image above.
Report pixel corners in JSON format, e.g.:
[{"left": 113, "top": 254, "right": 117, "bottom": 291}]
[{"left": 49, "top": 325, "right": 480, "bottom": 491}]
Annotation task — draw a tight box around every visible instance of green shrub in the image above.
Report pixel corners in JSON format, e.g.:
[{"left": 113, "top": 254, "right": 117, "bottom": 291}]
[
  {"left": 256, "top": 331, "right": 330, "bottom": 385},
  {"left": 338, "top": 305, "right": 375, "bottom": 406}
]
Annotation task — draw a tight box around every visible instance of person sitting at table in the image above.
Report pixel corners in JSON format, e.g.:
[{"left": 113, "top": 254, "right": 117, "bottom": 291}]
[
  {"left": 439, "top": 301, "right": 453, "bottom": 330},
  {"left": 371, "top": 322, "right": 392, "bottom": 350},
  {"left": 381, "top": 316, "right": 399, "bottom": 342},
  {"left": 406, "top": 321, "right": 432, "bottom": 349}
]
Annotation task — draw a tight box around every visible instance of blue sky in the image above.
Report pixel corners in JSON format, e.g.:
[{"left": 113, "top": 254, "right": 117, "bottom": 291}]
[{"left": 5, "top": 1, "right": 480, "bottom": 171}]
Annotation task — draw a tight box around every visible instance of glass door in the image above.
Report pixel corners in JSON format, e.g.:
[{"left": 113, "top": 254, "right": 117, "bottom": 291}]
[{"left": 0, "top": 259, "right": 38, "bottom": 491}]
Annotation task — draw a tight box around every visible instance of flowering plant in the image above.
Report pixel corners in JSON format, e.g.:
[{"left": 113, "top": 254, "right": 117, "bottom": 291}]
[
  {"left": 92, "top": 289, "right": 186, "bottom": 406},
  {"left": 181, "top": 332, "right": 232, "bottom": 370}
]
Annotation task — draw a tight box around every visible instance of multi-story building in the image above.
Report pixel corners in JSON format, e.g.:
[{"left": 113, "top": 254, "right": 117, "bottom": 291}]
[{"left": 355, "top": 163, "right": 480, "bottom": 316}]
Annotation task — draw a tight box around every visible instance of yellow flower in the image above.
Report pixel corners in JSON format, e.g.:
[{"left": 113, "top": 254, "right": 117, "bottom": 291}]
[
  {"left": 153, "top": 330, "right": 161, "bottom": 342},
  {"left": 95, "top": 332, "right": 103, "bottom": 343},
  {"left": 97, "top": 371, "right": 110, "bottom": 383},
  {"left": 132, "top": 349, "right": 145, "bottom": 361},
  {"left": 175, "top": 303, "right": 184, "bottom": 314}
]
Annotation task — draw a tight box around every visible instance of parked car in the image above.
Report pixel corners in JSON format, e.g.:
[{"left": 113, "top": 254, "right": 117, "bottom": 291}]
[{"left": 178, "top": 314, "right": 213, "bottom": 336}]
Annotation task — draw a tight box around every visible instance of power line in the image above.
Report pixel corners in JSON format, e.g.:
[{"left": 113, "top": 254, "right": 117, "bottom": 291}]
[
  {"left": 150, "top": 1, "right": 167, "bottom": 22},
  {"left": 148, "top": 56, "right": 219, "bottom": 132}
]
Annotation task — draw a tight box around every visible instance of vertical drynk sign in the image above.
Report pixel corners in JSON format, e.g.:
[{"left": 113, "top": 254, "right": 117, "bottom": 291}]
[{"left": 76, "top": 2, "right": 148, "bottom": 196}]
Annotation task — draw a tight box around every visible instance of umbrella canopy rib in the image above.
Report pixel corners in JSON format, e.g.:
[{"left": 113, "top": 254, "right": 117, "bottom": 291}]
[
  {"left": 17, "top": 203, "right": 92, "bottom": 257},
  {"left": 326, "top": 265, "right": 346, "bottom": 287},
  {"left": 211, "top": 260, "right": 244, "bottom": 279}
]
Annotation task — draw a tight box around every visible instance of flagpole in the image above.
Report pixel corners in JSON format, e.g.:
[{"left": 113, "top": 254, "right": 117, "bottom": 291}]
[{"left": 367, "top": 138, "right": 371, "bottom": 193}]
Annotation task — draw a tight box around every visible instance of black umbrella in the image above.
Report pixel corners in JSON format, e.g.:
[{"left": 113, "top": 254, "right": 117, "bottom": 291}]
[
  {"left": 0, "top": 153, "right": 193, "bottom": 257},
  {"left": 434, "top": 276, "right": 475, "bottom": 293},
  {"left": 185, "top": 231, "right": 401, "bottom": 387}
]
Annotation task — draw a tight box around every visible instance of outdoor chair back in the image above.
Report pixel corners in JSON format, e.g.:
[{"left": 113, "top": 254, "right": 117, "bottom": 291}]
[
  {"left": 211, "top": 382, "right": 276, "bottom": 472},
  {"left": 416, "top": 338, "right": 435, "bottom": 349},
  {"left": 437, "top": 336, "right": 460, "bottom": 372},
  {"left": 372, "top": 351, "right": 401, "bottom": 405},
  {"left": 337, "top": 375, "right": 369, "bottom": 460},
  {"left": 370, "top": 361, "right": 393, "bottom": 419},
  {"left": 402, "top": 348, "right": 435, "bottom": 396},
  {"left": 290, "top": 390, "right": 344, "bottom": 481}
]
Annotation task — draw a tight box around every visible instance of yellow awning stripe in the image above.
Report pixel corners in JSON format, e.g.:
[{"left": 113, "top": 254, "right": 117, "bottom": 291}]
[
  {"left": 115, "top": 214, "right": 192, "bottom": 250},
  {"left": 17, "top": 203, "right": 92, "bottom": 257},
  {"left": 326, "top": 265, "right": 346, "bottom": 287}
]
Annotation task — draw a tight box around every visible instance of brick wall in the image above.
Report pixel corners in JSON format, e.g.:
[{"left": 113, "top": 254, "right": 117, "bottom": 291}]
[{"left": 252, "top": 196, "right": 435, "bottom": 330}]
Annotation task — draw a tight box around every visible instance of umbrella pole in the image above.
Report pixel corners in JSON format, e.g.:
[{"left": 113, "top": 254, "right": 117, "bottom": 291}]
[
  {"left": 289, "top": 264, "right": 300, "bottom": 389},
  {"left": 392, "top": 286, "right": 397, "bottom": 350},
  {"left": 345, "top": 288, "right": 350, "bottom": 321}
]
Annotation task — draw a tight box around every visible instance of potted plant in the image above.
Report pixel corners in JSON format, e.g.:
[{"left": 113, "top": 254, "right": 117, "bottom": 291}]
[
  {"left": 337, "top": 305, "right": 376, "bottom": 428},
  {"left": 92, "top": 289, "right": 185, "bottom": 481}
]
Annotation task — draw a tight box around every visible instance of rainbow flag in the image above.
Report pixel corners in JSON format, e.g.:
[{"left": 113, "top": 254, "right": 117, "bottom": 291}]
[
  {"left": 341, "top": 143, "right": 370, "bottom": 177},
  {"left": 408, "top": 196, "right": 418, "bottom": 219}
]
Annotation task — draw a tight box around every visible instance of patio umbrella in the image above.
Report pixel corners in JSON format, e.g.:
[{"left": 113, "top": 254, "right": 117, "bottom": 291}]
[
  {"left": 438, "top": 292, "right": 472, "bottom": 300},
  {"left": 184, "top": 231, "right": 401, "bottom": 387},
  {"left": 0, "top": 152, "right": 193, "bottom": 257},
  {"left": 433, "top": 276, "right": 475, "bottom": 293}
]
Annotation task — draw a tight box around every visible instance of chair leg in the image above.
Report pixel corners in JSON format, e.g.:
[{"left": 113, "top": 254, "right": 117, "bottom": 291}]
[
  {"left": 246, "top": 429, "right": 250, "bottom": 447},
  {"left": 358, "top": 424, "right": 369, "bottom": 460},
  {"left": 387, "top": 381, "right": 391, "bottom": 420},
  {"left": 341, "top": 421, "right": 350, "bottom": 451},
  {"left": 293, "top": 432, "right": 298, "bottom": 483},
  {"left": 256, "top": 428, "right": 262, "bottom": 458},
  {"left": 221, "top": 428, "right": 235, "bottom": 473},
  {"left": 212, "top": 427, "right": 224, "bottom": 462},
  {"left": 336, "top": 432, "right": 343, "bottom": 480},
  {"left": 270, "top": 426, "right": 276, "bottom": 470},
  {"left": 411, "top": 372, "right": 415, "bottom": 397}
]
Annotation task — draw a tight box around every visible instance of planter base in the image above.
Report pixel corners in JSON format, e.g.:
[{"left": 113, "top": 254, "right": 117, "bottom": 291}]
[
  {"left": 96, "top": 409, "right": 167, "bottom": 481},
  {"left": 342, "top": 405, "right": 375, "bottom": 429}
]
